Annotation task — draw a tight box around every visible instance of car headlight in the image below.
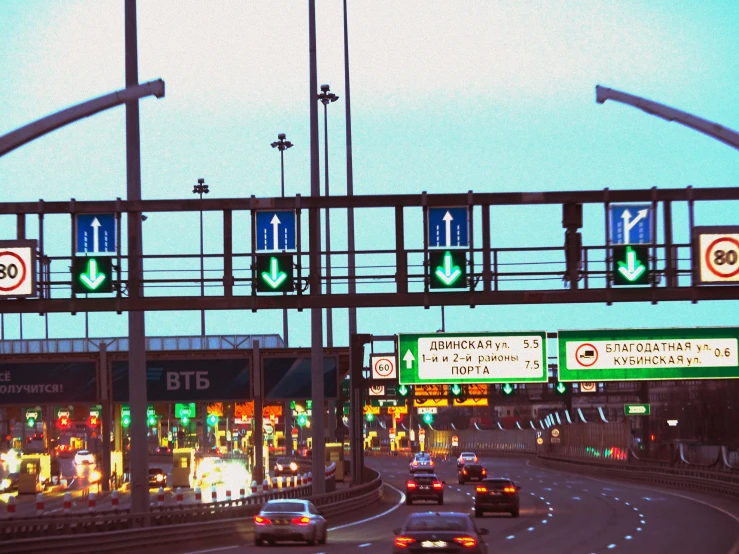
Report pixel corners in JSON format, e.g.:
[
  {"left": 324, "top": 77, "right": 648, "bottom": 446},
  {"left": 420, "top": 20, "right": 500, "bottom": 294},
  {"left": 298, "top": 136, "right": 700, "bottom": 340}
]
[
  {"left": 276, "top": 464, "right": 283, "bottom": 471},
  {"left": 1, "top": 478, "right": 10, "bottom": 490},
  {"left": 157, "top": 474, "right": 164, "bottom": 482},
  {"left": 290, "top": 462, "right": 297, "bottom": 471},
  {"left": 90, "top": 470, "right": 101, "bottom": 482}
]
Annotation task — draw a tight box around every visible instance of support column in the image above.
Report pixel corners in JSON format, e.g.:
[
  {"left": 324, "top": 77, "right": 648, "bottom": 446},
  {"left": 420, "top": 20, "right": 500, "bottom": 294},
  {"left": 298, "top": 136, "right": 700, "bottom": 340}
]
[
  {"left": 100, "top": 343, "right": 112, "bottom": 492},
  {"left": 253, "top": 341, "right": 264, "bottom": 484}
]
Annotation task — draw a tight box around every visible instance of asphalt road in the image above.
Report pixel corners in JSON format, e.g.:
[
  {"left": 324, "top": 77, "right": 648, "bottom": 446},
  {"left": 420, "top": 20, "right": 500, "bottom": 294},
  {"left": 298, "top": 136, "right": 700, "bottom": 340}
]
[{"left": 169, "top": 454, "right": 739, "bottom": 554}]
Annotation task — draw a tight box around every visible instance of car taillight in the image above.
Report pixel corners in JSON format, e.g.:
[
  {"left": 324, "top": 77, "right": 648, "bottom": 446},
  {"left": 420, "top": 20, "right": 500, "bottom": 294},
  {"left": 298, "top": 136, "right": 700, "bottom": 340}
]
[
  {"left": 406, "top": 481, "right": 417, "bottom": 489},
  {"left": 292, "top": 516, "right": 310, "bottom": 525},
  {"left": 463, "top": 469, "right": 468, "bottom": 474},
  {"left": 475, "top": 486, "right": 488, "bottom": 493},
  {"left": 482, "top": 469, "right": 487, "bottom": 475},
  {"left": 473, "top": 457, "right": 478, "bottom": 462},
  {"left": 395, "top": 537, "right": 416, "bottom": 548},
  {"left": 454, "top": 536, "right": 478, "bottom": 548},
  {"left": 430, "top": 460, "right": 434, "bottom": 465},
  {"left": 254, "top": 515, "right": 271, "bottom": 525},
  {"left": 413, "top": 461, "right": 418, "bottom": 466},
  {"left": 432, "top": 481, "right": 443, "bottom": 490},
  {"left": 504, "top": 486, "right": 516, "bottom": 493}
]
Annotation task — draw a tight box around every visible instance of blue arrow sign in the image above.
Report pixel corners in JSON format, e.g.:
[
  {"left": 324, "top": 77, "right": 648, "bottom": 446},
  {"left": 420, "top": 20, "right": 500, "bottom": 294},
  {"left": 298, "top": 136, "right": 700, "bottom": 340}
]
[
  {"left": 256, "top": 211, "right": 296, "bottom": 251},
  {"left": 76, "top": 214, "right": 116, "bottom": 254},
  {"left": 428, "top": 207, "right": 469, "bottom": 248},
  {"left": 611, "top": 204, "right": 652, "bottom": 245}
]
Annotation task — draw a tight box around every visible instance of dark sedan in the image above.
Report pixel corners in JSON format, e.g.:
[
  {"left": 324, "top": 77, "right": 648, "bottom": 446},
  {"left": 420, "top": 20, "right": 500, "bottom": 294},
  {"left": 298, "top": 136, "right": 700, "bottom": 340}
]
[
  {"left": 393, "top": 512, "right": 489, "bottom": 554},
  {"left": 474, "top": 478, "right": 521, "bottom": 517},
  {"left": 458, "top": 463, "right": 487, "bottom": 484},
  {"left": 148, "top": 468, "right": 167, "bottom": 488},
  {"left": 405, "top": 474, "right": 445, "bottom": 505}
]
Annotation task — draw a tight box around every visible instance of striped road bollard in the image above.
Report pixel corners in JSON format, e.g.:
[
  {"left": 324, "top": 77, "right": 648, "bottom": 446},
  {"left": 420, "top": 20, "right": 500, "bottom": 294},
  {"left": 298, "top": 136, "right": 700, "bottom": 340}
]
[
  {"left": 176, "top": 487, "right": 183, "bottom": 505},
  {"left": 262, "top": 479, "right": 269, "bottom": 493},
  {"left": 298, "top": 474, "right": 303, "bottom": 487},
  {"left": 35, "top": 493, "right": 44, "bottom": 516},
  {"left": 239, "top": 485, "right": 245, "bottom": 499},
  {"left": 251, "top": 481, "right": 258, "bottom": 495},
  {"left": 226, "top": 489, "right": 232, "bottom": 502},
  {"left": 63, "top": 491, "right": 72, "bottom": 514},
  {"left": 307, "top": 472, "right": 312, "bottom": 485},
  {"left": 276, "top": 476, "right": 283, "bottom": 490},
  {"left": 292, "top": 475, "right": 298, "bottom": 488},
  {"left": 211, "top": 484, "right": 217, "bottom": 503},
  {"left": 157, "top": 486, "right": 165, "bottom": 507},
  {"left": 195, "top": 486, "right": 202, "bottom": 502},
  {"left": 88, "top": 492, "right": 96, "bottom": 512},
  {"left": 111, "top": 490, "right": 120, "bottom": 511},
  {"left": 7, "top": 495, "right": 15, "bottom": 515}
]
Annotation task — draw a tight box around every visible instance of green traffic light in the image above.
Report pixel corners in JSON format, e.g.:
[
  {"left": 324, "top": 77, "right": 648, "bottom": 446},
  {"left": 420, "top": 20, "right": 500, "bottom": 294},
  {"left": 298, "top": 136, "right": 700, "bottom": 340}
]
[
  {"left": 450, "top": 384, "right": 462, "bottom": 396},
  {"left": 297, "top": 414, "right": 308, "bottom": 427},
  {"left": 422, "top": 413, "right": 433, "bottom": 424},
  {"left": 613, "top": 245, "right": 649, "bottom": 286},
  {"left": 207, "top": 414, "right": 219, "bottom": 426},
  {"left": 397, "top": 385, "right": 410, "bottom": 397},
  {"left": 147, "top": 415, "right": 157, "bottom": 427},
  {"left": 502, "top": 383, "right": 514, "bottom": 395},
  {"left": 72, "top": 256, "right": 113, "bottom": 293},
  {"left": 122, "top": 415, "right": 131, "bottom": 427},
  {"left": 366, "top": 413, "right": 375, "bottom": 422},
  {"left": 27, "top": 418, "right": 36, "bottom": 428},
  {"left": 181, "top": 415, "right": 189, "bottom": 425},
  {"left": 555, "top": 382, "right": 568, "bottom": 394},
  {"left": 429, "top": 250, "right": 466, "bottom": 289},
  {"left": 256, "top": 254, "right": 293, "bottom": 293}
]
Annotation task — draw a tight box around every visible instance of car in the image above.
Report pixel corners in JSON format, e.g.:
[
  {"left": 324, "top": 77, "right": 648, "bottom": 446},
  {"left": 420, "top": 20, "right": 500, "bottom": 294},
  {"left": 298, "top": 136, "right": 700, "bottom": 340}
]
[
  {"left": 405, "top": 474, "right": 445, "bottom": 505},
  {"left": 155, "top": 446, "right": 172, "bottom": 454},
  {"left": 253, "top": 499, "right": 327, "bottom": 546},
  {"left": 409, "top": 453, "right": 435, "bottom": 473},
  {"left": 198, "top": 456, "right": 224, "bottom": 483},
  {"left": 148, "top": 467, "right": 167, "bottom": 488},
  {"left": 474, "top": 478, "right": 521, "bottom": 518},
  {"left": 392, "top": 512, "right": 489, "bottom": 554},
  {"left": 273, "top": 457, "right": 299, "bottom": 476},
  {"left": 73, "top": 450, "right": 95, "bottom": 465},
  {"left": 457, "top": 451, "right": 478, "bottom": 468},
  {"left": 459, "top": 463, "right": 487, "bottom": 484},
  {"left": 0, "top": 472, "right": 19, "bottom": 492},
  {"left": 1, "top": 449, "right": 22, "bottom": 472}
]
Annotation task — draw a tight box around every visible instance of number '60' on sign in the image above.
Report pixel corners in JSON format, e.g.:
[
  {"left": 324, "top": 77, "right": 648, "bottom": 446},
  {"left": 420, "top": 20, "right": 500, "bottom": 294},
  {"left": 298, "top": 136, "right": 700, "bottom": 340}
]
[
  {"left": 0, "top": 241, "right": 36, "bottom": 297},
  {"left": 370, "top": 354, "right": 397, "bottom": 380},
  {"left": 696, "top": 228, "right": 739, "bottom": 284}
]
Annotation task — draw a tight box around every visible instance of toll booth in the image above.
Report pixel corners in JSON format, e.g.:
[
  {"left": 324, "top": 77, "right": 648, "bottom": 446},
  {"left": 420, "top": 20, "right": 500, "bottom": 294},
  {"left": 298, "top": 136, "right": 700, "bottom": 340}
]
[
  {"left": 172, "top": 448, "right": 195, "bottom": 488},
  {"left": 363, "top": 431, "right": 378, "bottom": 451},
  {"left": 110, "top": 451, "right": 124, "bottom": 488},
  {"left": 18, "top": 455, "right": 50, "bottom": 494},
  {"left": 325, "top": 442, "right": 344, "bottom": 481}
]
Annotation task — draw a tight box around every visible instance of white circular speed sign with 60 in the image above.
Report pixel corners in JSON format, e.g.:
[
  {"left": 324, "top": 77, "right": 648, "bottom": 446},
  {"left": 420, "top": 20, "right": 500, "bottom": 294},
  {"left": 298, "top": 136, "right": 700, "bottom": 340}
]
[
  {"left": 698, "top": 232, "right": 739, "bottom": 283},
  {"left": 370, "top": 354, "right": 397, "bottom": 380},
  {"left": 0, "top": 243, "right": 35, "bottom": 297}
]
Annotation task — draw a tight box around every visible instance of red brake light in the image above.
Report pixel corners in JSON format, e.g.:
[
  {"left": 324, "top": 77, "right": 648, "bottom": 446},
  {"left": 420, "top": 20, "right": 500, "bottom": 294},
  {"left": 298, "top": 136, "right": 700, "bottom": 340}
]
[
  {"left": 463, "top": 469, "right": 468, "bottom": 474},
  {"left": 475, "top": 486, "right": 488, "bottom": 493},
  {"left": 482, "top": 469, "right": 487, "bottom": 474},
  {"left": 473, "top": 456, "right": 478, "bottom": 462},
  {"left": 291, "top": 516, "right": 310, "bottom": 525},
  {"left": 395, "top": 537, "right": 416, "bottom": 548},
  {"left": 454, "top": 536, "right": 478, "bottom": 548},
  {"left": 254, "top": 515, "right": 271, "bottom": 525},
  {"left": 504, "top": 486, "right": 516, "bottom": 493},
  {"left": 406, "top": 481, "right": 417, "bottom": 489},
  {"left": 432, "top": 481, "right": 443, "bottom": 490},
  {"left": 413, "top": 460, "right": 418, "bottom": 466}
]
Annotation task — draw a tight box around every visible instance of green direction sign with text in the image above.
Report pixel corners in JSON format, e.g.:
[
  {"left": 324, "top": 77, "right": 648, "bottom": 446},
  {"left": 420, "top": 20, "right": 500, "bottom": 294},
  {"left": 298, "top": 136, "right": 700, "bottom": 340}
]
[
  {"left": 398, "top": 332, "right": 547, "bottom": 384},
  {"left": 625, "top": 403, "right": 650, "bottom": 416},
  {"left": 558, "top": 327, "right": 739, "bottom": 382},
  {"left": 429, "top": 250, "right": 466, "bottom": 289},
  {"left": 72, "top": 256, "right": 113, "bottom": 293},
  {"left": 256, "top": 254, "right": 293, "bottom": 293},
  {"left": 612, "top": 245, "right": 650, "bottom": 286}
]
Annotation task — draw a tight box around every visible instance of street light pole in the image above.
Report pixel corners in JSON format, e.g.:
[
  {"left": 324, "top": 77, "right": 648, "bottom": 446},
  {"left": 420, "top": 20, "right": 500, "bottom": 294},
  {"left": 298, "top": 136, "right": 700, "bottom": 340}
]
[
  {"left": 317, "top": 84, "right": 339, "bottom": 349},
  {"left": 271, "top": 134, "right": 294, "bottom": 349},
  {"left": 192, "top": 178, "right": 209, "bottom": 337}
]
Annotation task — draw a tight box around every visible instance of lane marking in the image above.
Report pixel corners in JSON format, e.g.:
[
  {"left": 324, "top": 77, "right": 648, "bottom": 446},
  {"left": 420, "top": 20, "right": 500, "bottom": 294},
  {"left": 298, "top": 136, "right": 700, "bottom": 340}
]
[
  {"left": 182, "top": 547, "right": 238, "bottom": 554},
  {"left": 327, "top": 483, "right": 405, "bottom": 532},
  {"left": 358, "top": 543, "right": 372, "bottom": 547}
]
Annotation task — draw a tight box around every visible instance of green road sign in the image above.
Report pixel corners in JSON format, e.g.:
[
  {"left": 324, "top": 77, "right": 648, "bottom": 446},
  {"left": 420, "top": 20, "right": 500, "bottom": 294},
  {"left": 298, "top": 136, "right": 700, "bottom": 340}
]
[
  {"left": 501, "top": 383, "right": 514, "bottom": 395},
  {"left": 398, "top": 332, "right": 547, "bottom": 385},
  {"left": 558, "top": 327, "right": 739, "bottom": 382},
  {"left": 121, "top": 406, "right": 131, "bottom": 427},
  {"left": 175, "top": 403, "right": 196, "bottom": 419},
  {"left": 429, "top": 250, "right": 466, "bottom": 289},
  {"left": 72, "top": 256, "right": 113, "bottom": 293},
  {"left": 55, "top": 406, "right": 73, "bottom": 419},
  {"left": 256, "top": 254, "right": 293, "bottom": 292},
  {"left": 612, "top": 245, "right": 649, "bottom": 286},
  {"left": 625, "top": 403, "right": 651, "bottom": 416}
]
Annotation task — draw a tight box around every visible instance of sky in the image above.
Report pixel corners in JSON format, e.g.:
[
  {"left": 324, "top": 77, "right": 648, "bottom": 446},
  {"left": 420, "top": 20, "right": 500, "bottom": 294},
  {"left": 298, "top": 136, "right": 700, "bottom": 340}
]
[{"left": 1, "top": 1, "right": 738, "bottom": 353}]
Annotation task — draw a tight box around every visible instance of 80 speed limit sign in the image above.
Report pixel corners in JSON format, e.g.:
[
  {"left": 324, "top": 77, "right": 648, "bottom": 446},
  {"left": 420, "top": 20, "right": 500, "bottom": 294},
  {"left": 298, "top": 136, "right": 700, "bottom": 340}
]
[
  {"left": 0, "top": 241, "right": 36, "bottom": 297},
  {"left": 695, "top": 228, "right": 739, "bottom": 283}
]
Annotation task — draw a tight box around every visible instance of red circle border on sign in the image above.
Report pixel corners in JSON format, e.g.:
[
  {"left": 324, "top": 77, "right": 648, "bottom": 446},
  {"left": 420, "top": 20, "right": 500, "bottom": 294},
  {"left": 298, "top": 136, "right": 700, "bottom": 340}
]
[
  {"left": 705, "top": 236, "right": 739, "bottom": 278},
  {"left": 374, "top": 357, "right": 394, "bottom": 377},
  {"left": 575, "top": 343, "right": 598, "bottom": 367},
  {"left": 0, "top": 251, "right": 27, "bottom": 292}
]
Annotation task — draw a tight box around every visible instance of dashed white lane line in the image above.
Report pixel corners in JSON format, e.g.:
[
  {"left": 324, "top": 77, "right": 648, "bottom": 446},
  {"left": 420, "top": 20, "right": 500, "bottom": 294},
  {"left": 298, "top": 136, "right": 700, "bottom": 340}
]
[
  {"left": 328, "top": 483, "right": 405, "bottom": 532},
  {"left": 506, "top": 535, "right": 515, "bottom": 540},
  {"left": 358, "top": 543, "right": 372, "bottom": 548},
  {"left": 182, "top": 547, "right": 238, "bottom": 554}
]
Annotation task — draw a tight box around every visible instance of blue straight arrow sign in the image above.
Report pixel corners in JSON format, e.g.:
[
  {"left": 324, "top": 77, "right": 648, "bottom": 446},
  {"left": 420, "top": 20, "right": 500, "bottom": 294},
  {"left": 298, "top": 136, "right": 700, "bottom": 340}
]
[
  {"left": 428, "top": 207, "right": 469, "bottom": 248},
  {"left": 76, "top": 214, "right": 116, "bottom": 254},
  {"left": 256, "top": 211, "right": 297, "bottom": 251}
]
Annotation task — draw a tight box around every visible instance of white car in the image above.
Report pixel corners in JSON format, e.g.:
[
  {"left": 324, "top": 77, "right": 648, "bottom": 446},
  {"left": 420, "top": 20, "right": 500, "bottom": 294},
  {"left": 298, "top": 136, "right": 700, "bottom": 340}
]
[
  {"left": 74, "top": 450, "right": 95, "bottom": 465},
  {"left": 457, "top": 452, "right": 478, "bottom": 468}
]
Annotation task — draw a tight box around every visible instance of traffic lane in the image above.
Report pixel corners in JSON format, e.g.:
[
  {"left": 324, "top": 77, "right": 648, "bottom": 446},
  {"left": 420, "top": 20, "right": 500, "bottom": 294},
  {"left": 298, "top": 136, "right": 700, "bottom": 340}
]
[{"left": 530, "top": 460, "right": 739, "bottom": 554}]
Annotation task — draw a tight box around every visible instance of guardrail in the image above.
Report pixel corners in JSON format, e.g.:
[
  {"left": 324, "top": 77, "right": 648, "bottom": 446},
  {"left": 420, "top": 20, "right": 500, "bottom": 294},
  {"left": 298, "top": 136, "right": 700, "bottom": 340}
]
[{"left": 0, "top": 467, "right": 381, "bottom": 554}]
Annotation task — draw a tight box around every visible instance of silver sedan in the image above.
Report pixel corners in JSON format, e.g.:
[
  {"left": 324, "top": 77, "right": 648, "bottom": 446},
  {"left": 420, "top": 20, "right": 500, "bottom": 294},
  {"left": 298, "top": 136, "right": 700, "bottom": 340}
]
[{"left": 254, "top": 499, "right": 327, "bottom": 546}]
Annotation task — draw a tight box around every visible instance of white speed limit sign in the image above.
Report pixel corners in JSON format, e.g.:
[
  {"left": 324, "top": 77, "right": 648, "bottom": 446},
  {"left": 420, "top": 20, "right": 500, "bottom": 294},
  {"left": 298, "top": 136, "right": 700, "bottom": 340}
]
[
  {"left": 695, "top": 227, "right": 739, "bottom": 283},
  {"left": 370, "top": 354, "right": 397, "bottom": 380},
  {"left": 0, "top": 241, "right": 36, "bottom": 297}
]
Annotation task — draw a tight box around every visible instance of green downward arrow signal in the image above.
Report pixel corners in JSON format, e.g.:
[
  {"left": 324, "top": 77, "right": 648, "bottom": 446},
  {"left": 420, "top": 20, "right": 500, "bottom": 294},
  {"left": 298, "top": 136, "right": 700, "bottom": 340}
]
[
  {"left": 80, "top": 259, "right": 106, "bottom": 290},
  {"left": 617, "top": 246, "right": 646, "bottom": 282},
  {"left": 502, "top": 383, "right": 513, "bottom": 395},
  {"left": 435, "top": 252, "right": 462, "bottom": 286},
  {"left": 450, "top": 384, "right": 462, "bottom": 396},
  {"left": 398, "top": 385, "right": 409, "bottom": 397},
  {"left": 556, "top": 382, "right": 567, "bottom": 394},
  {"left": 261, "top": 257, "right": 287, "bottom": 289}
]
